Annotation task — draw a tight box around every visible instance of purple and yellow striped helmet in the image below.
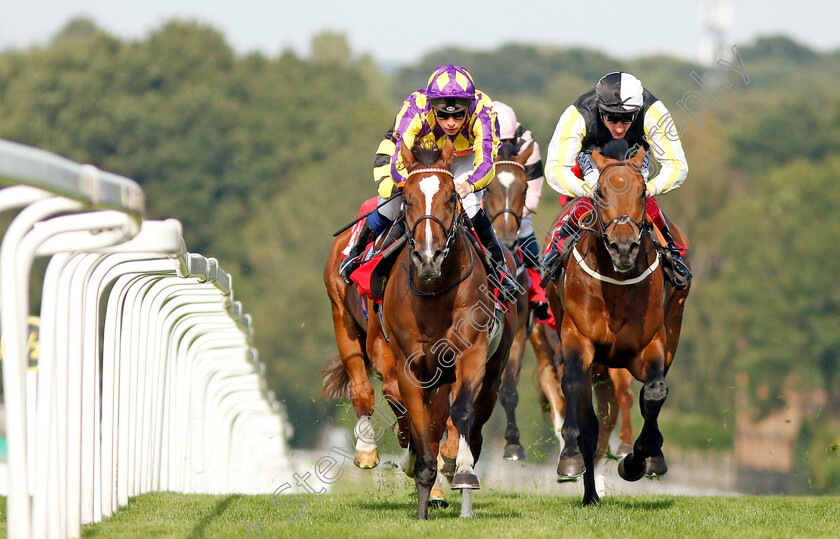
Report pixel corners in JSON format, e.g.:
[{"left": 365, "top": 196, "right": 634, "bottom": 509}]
[{"left": 426, "top": 65, "right": 476, "bottom": 112}]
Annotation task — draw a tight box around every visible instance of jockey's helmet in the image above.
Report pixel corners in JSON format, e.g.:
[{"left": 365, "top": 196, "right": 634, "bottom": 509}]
[
  {"left": 595, "top": 72, "right": 644, "bottom": 114},
  {"left": 492, "top": 101, "right": 518, "bottom": 140},
  {"left": 427, "top": 65, "right": 476, "bottom": 113}
]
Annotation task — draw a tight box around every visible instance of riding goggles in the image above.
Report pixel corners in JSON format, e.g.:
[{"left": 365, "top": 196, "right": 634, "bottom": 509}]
[
  {"left": 434, "top": 108, "right": 467, "bottom": 120},
  {"left": 602, "top": 112, "right": 637, "bottom": 125}
]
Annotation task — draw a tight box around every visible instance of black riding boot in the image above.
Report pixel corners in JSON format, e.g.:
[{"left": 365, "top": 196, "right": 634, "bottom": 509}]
[
  {"left": 540, "top": 219, "right": 577, "bottom": 287},
  {"left": 659, "top": 223, "right": 692, "bottom": 290},
  {"left": 339, "top": 222, "right": 374, "bottom": 284},
  {"left": 471, "top": 210, "right": 520, "bottom": 302}
]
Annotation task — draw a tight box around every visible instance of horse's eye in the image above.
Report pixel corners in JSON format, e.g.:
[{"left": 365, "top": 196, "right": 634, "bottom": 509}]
[{"left": 450, "top": 193, "right": 458, "bottom": 204}]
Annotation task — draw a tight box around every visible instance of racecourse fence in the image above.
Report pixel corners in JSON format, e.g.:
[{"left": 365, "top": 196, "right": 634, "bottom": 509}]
[{"left": 0, "top": 139, "right": 293, "bottom": 538}]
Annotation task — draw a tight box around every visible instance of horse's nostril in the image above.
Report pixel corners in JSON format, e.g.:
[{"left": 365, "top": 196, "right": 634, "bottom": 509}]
[
  {"left": 432, "top": 249, "right": 443, "bottom": 261},
  {"left": 608, "top": 242, "right": 619, "bottom": 253}
]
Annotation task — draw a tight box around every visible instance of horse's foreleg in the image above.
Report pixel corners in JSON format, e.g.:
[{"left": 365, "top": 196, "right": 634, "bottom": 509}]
[
  {"left": 397, "top": 374, "right": 436, "bottom": 520},
  {"left": 578, "top": 372, "right": 600, "bottom": 506},
  {"left": 619, "top": 344, "right": 668, "bottom": 482},
  {"left": 592, "top": 364, "right": 618, "bottom": 462},
  {"left": 610, "top": 368, "right": 635, "bottom": 455},
  {"left": 449, "top": 350, "right": 485, "bottom": 491},
  {"left": 557, "top": 328, "right": 593, "bottom": 480},
  {"left": 532, "top": 324, "right": 565, "bottom": 451},
  {"left": 499, "top": 325, "right": 527, "bottom": 460}
]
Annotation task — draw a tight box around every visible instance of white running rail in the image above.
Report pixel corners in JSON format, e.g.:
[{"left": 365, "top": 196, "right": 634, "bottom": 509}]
[{"left": 0, "top": 139, "right": 292, "bottom": 538}]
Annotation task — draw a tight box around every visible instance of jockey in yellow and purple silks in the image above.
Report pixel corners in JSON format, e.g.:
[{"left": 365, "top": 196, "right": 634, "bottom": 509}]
[{"left": 339, "top": 64, "right": 518, "bottom": 299}]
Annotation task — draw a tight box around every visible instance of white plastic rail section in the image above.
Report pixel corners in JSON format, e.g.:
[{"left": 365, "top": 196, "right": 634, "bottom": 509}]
[{"left": 0, "top": 139, "right": 291, "bottom": 538}]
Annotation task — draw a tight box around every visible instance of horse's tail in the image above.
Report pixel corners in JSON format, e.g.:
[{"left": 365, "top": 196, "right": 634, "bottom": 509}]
[{"left": 320, "top": 355, "right": 351, "bottom": 400}]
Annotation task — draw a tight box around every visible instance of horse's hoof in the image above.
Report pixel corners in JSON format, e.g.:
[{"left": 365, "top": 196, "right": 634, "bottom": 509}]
[
  {"left": 556, "top": 454, "right": 585, "bottom": 479},
  {"left": 645, "top": 455, "right": 668, "bottom": 477},
  {"left": 503, "top": 443, "right": 527, "bottom": 461},
  {"left": 450, "top": 472, "right": 481, "bottom": 490},
  {"left": 429, "top": 486, "right": 449, "bottom": 509},
  {"left": 438, "top": 454, "right": 457, "bottom": 482},
  {"left": 618, "top": 454, "right": 645, "bottom": 482},
  {"left": 354, "top": 448, "right": 379, "bottom": 469},
  {"left": 582, "top": 492, "right": 600, "bottom": 506},
  {"left": 617, "top": 444, "right": 633, "bottom": 457}
]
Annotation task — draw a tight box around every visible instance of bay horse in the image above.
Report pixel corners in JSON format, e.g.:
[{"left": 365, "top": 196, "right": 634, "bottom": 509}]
[
  {"left": 482, "top": 140, "right": 534, "bottom": 460},
  {"left": 484, "top": 141, "right": 637, "bottom": 467},
  {"left": 546, "top": 139, "right": 691, "bottom": 505},
  {"left": 384, "top": 139, "right": 516, "bottom": 519}
]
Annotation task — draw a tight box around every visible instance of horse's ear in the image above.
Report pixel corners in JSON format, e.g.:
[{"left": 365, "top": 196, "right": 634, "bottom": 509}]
[
  {"left": 440, "top": 138, "right": 454, "bottom": 168},
  {"left": 400, "top": 141, "right": 416, "bottom": 172},
  {"left": 630, "top": 146, "right": 646, "bottom": 170},
  {"left": 515, "top": 139, "right": 535, "bottom": 166},
  {"left": 591, "top": 149, "right": 606, "bottom": 170}
]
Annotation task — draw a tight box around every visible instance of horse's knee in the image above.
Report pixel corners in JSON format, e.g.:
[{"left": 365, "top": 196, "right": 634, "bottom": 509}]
[
  {"left": 643, "top": 378, "right": 668, "bottom": 404},
  {"left": 414, "top": 456, "right": 437, "bottom": 488},
  {"left": 450, "top": 396, "right": 474, "bottom": 428}
]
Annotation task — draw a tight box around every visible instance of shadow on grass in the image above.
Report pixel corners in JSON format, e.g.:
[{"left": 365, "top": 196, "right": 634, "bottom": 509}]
[{"left": 187, "top": 494, "right": 241, "bottom": 538}]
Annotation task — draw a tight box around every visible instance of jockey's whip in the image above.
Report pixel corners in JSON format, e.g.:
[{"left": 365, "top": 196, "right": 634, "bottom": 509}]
[{"left": 333, "top": 193, "right": 404, "bottom": 237}]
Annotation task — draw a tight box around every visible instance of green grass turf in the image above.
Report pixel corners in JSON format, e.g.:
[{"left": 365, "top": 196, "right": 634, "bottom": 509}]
[{"left": 2, "top": 488, "right": 837, "bottom": 538}]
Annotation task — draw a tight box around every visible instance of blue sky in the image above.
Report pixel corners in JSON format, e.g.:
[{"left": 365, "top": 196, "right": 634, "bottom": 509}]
[{"left": 3, "top": 1, "right": 838, "bottom": 65}]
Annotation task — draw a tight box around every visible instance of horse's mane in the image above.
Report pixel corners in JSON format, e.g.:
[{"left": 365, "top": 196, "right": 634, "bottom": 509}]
[
  {"left": 412, "top": 139, "right": 442, "bottom": 166},
  {"left": 600, "top": 139, "right": 630, "bottom": 161}
]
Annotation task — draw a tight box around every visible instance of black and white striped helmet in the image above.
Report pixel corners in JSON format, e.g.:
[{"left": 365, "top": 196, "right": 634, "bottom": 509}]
[{"left": 595, "top": 72, "right": 644, "bottom": 113}]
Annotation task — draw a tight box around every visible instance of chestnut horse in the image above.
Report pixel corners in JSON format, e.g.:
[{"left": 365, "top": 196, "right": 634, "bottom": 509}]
[
  {"left": 322, "top": 213, "right": 411, "bottom": 467},
  {"left": 384, "top": 140, "right": 516, "bottom": 519},
  {"left": 547, "top": 140, "right": 690, "bottom": 505},
  {"left": 482, "top": 141, "right": 533, "bottom": 460}
]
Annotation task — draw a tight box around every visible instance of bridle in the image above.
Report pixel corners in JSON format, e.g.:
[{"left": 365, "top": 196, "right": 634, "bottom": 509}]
[
  {"left": 487, "top": 159, "right": 527, "bottom": 231},
  {"left": 404, "top": 167, "right": 474, "bottom": 296},
  {"left": 592, "top": 161, "right": 646, "bottom": 249},
  {"left": 405, "top": 167, "right": 461, "bottom": 260}
]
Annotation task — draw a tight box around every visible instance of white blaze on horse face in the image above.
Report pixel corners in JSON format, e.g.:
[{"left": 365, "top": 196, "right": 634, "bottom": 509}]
[
  {"left": 496, "top": 170, "right": 516, "bottom": 226},
  {"left": 419, "top": 176, "right": 441, "bottom": 256}
]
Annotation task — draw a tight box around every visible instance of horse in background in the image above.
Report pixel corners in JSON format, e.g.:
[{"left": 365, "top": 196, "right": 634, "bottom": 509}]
[
  {"left": 481, "top": 140, "right": 534, "bottom": 461},
  {"left": 546, "top": 139, "right": 691, "bottom": 505},
  {"left": 384, "top": 139, "right": 516, "bottom": 519}
]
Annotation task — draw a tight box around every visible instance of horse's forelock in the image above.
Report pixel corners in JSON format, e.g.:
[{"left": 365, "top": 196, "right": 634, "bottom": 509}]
[
  {"left": 600, "top": 139, "right": 630, "bottom": 161},
  {"left": 412, "top": 140, "right": 442, "bottom": 166}
]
